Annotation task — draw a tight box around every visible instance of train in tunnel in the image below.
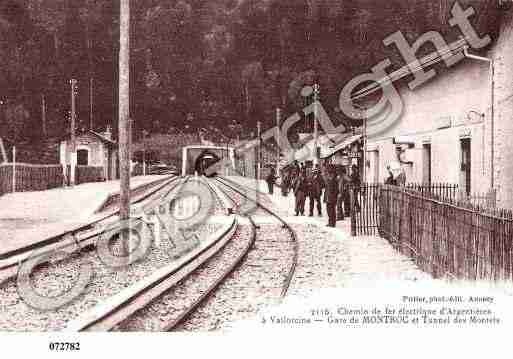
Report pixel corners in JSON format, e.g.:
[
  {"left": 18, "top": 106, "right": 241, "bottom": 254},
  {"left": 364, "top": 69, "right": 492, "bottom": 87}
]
[
  {"left": 194, "top": 150, "right": 221, "bottom": 177},
  {"left": 182, "top": 146, "right": 237, "bottom": 177}
]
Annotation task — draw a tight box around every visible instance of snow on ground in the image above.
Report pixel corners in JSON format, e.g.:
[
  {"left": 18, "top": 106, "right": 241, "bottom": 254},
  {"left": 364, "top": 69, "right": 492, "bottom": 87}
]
[{"left": 0, "top": 175, "right": 169, "bottom": 255}]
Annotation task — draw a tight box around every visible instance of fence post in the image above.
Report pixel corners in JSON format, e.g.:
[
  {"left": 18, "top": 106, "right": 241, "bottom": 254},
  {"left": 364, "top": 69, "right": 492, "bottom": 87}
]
[
  {"left": 12, "top": 146, "right": 16, "bottom": 193},
  {"left": 397, "top": 188, "right": 404, "bottom": 251},
  {"left": 408, "top": 194, "right": 413, "bottom": 257}
]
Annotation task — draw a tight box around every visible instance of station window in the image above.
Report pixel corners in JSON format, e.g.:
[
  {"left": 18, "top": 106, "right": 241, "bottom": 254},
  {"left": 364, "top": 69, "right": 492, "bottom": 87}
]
[
  {"left": 460, "top": 139, "right": 471, "bottom": 196},
  {"left": 77, "top": 149, "right": 89, "bottom": 166}
]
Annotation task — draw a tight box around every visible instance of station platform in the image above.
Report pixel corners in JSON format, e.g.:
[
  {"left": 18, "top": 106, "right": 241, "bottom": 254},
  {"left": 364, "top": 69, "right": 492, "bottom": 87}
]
[
  {"left": 0, "top": 175, "right": 170, "bottom": 257},
  {"left": 224, "top": 176, "right": 352, "bottom": 229},
  {"left": 225, "top": 176, "right": 433, "bottom": 286}
]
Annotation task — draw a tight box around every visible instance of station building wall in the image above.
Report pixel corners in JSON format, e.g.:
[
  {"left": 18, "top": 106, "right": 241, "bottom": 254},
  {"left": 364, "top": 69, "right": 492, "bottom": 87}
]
[
  {"left": 367, "top": 10, "right": 513, "bottom": 208},
  {"left": 490, "top": 10, "right": 513, "bottom": 209},
  {"left": 366, "top": 59, "right": 490, "bottom": 195},
  {"left": 366, "top": 9, "right": 513, "bottom": 211}
]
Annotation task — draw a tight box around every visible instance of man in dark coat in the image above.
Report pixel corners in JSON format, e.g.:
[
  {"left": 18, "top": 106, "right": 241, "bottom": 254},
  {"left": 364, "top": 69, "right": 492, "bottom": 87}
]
[
  {"left": 266, "top": 168, "right": 277, "bottom": 195},
  {"left": 293, "top": 170, "right": 307, "bottom": 216},
  {"left": 308, "top": 168, "right": 325, "bottom": 217},
  {"left": 325, "top": 166, "right": 339, "bottom": 227},
  {"left": 281, "top": 169, "right": 291, "bottom": 196}
]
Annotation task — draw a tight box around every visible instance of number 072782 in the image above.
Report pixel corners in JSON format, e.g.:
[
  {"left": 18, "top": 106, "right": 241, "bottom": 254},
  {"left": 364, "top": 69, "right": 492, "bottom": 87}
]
[{"left": 48, "top": 342, "right": 80, "bottom": 351}]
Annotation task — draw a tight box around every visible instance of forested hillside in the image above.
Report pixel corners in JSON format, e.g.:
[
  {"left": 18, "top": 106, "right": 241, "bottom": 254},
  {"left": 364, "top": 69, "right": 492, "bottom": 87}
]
[{"left": 0, "top": 0, "right": 501, "bottom": 149}]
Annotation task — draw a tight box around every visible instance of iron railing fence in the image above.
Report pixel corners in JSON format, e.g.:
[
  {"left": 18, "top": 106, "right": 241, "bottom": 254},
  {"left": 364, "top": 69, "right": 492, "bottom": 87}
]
[
  {"left": 457, "top": 188, "right": 497, "bottom": 209},
  {"left": 404, "top": 183, "right": 459, "bottom": 200}
]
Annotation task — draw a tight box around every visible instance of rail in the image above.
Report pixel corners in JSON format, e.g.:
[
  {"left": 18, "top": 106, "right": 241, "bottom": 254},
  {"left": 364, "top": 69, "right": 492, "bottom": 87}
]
[
  {"left": 0, "top": 176, "right": 181, "bottom": 283},
  {"left": 67, "top": 177, "right": 241, "bottom": 331},
  {"left": 215, "top": 176, "right": 299, "bottom": 298},
  {"left": 162, "top": 187, "right": 253, "bottom": 330}
]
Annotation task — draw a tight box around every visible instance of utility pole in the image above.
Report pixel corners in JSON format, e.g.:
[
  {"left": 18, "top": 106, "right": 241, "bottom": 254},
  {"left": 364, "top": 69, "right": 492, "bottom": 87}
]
[
  {"left": 313, "top": 83, "right": 320, "bottom": 166},
  {"left": 70, "top": 79, "right": 77, "bottom": 186},
  {"left": 257, "top": 121, "right": 261, "bottom": 182},
  {"left": 129, "top": 116, "right": 133, "bottom": 171},
  {"left": 119, "top": 0, "right": 131, "bottom": 248},
  {"left": 363, "top": 109, "right": 367, "bottom": 183},
  {"left": 90, "top": 78, "right": 94, "bottom": 130},
  {"left": 226, "top": 141, "right": 230, "bottom": 176},
  {"left": 12, "top": 146, "right": 15, "bottom": 193},
  {"left": 41, "top": 94, "right": 46, "bottom": 136},
  {"left": 276, "top": 108, "right": 281, "bottom": 176},
  {"left": 142, "top": 129, "right": 147, "bottom": 176}
]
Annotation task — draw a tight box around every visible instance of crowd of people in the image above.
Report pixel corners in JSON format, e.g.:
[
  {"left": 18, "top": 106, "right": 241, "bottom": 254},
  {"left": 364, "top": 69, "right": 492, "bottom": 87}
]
[{"left": 266, "top": 161, "right": 362, "bottom": 228}]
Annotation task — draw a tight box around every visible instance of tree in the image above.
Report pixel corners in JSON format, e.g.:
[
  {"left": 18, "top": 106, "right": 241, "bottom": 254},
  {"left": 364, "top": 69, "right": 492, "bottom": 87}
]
[
  {"left": 0, "top": 0, "right": 503, "bottom": 153},
  {"left": 241, "top": 61, "right": 264, "bottom": 122},
  {"left": 26, "top": 0, "right": 66, "bottom": 58}
]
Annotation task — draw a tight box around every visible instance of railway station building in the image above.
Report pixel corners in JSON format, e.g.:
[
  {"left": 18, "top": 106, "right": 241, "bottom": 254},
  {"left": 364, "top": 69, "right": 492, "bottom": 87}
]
[
  {"left": 59, "top": 127, "right": 118, "bottom": 181},
  {"left": 362, "top": 10, "right": 513, "bottom": 209}
]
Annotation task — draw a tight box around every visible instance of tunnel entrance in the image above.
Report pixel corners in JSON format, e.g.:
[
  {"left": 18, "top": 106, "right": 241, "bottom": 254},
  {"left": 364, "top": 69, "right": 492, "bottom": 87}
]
[
  {"left": 194, "top": 149, "right": 221, "bottom": 176},
  {"left": 182, "top": 146, "right": 236, "bottom": 176}
]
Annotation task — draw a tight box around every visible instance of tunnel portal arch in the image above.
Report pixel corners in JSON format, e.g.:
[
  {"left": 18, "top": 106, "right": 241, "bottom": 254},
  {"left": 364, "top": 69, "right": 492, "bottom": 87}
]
[{"left": 182, "top": 145, "right": 236, "bottom": 176}]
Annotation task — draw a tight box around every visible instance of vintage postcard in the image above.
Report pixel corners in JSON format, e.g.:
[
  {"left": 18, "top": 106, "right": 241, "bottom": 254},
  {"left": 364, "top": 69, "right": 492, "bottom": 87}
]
[{"left": 0, "top": 0, "right": 511, "bottom": 357}]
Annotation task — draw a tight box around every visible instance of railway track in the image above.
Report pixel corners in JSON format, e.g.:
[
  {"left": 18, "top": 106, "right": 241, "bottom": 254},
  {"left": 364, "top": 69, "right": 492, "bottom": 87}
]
[
  {"left": 0, "top": 175, "right": 298, "bottom": 331},
  {"left": 117, "top": 176, "right": 299, "bottom": 331},
  {"left": 65, "top": 177, "right": 241, "bottom": 331},
  {"left": 165, "top": 177, "right": 299, "bottom": 331},
  {"left": 75, "top": 176, "right": 298, "bottom": 332},
  {"left": 0, "top": 175, "right": 183, "bottom": 284},
  {"left": 0, "top": 176, "right": 214, "bottom": 331},
  {"left": 214, "top": 176, "right": 298, "bottom": 298}
]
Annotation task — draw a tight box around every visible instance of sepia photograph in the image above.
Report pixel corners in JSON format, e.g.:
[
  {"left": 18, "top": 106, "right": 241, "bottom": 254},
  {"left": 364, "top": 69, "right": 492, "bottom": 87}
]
[{"left": 0, "top": 0, "right": 512, "bottom": 356}]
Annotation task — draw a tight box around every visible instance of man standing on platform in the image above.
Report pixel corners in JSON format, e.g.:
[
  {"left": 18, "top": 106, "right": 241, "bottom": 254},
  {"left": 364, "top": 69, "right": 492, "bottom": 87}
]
[
  {"left": 293, "top": 169, "right": 307, "bottom": 216},
  {"left": 266, "top": 167, "right": 277, "bottom": 195},
  {"left": 325, "top": 165, "right": 339, "bottom": 227},
  {"left": 281, "top": 169, "right": 291, "bottom": 196},
  {"left": 308, "top": 168, "right": 324, "bottom": 217},
  {"left": 337, "top": 167, "right": 351, "bottom": 220}
]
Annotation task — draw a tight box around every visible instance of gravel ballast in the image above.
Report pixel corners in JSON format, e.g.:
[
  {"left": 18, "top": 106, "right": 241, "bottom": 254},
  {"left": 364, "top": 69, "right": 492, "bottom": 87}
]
[
  {"left": 0, "top": 222, "right": 222, "bottom": 331},
  {"left": 175, "top": 221, "right": 295, "bottom": 331},
  {"left": 116, "top": 222, "right": 254, "bottom": 331},
  {"left": 0, "top": 179, "right": 226, "bottom": 331}
]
